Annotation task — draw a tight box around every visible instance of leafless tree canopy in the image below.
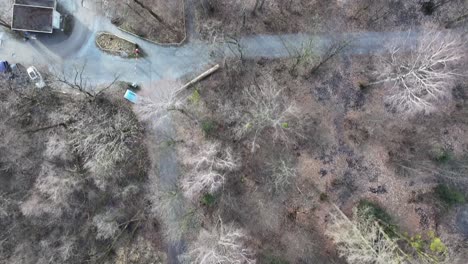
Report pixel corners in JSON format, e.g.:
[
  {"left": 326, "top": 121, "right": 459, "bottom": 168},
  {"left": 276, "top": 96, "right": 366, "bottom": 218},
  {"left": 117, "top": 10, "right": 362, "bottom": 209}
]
[
  {"left": 375, "top": 31, "right": 465, "bottom": 114},
  {"left": 268, "top": 158, "right": 297, "bottom": 193},
  {"left": 180, "top": 218, "right": 256, "bottom": 264},
  {"left": 181, "top": 141, "right": 238, "bottom": 199},
  {"left": 68, "top": 100, "right": 142, "bottom": 189},
  {"left": 325, "top": 205, "right": 404, "bottom": 264},
  {"left": 234, "top": 76, "right": 299, "bottom": 152},
  {"left": 54, "top": 63, "right": 119, "bottom": 98},
  {"left": 134, "top": 79, "right": 184, "bottom": 123}
]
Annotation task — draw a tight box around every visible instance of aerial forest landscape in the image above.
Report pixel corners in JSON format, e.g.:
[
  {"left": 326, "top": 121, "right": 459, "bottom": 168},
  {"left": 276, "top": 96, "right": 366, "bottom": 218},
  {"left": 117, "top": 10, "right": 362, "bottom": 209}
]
[{"left": 0, "top": 0, "right": 467, "bottom": 263}]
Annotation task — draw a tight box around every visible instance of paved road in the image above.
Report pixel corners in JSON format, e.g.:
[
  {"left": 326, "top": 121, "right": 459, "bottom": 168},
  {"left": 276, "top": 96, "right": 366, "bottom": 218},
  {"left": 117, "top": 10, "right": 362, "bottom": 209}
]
[
  {"left": 0, "top": 0, "right": 213, "bottom": 86},
  {"left": 1, "top": 0, "right": 467, "bottom": 88},
  {"left": 0, "top": 0, "right": 447, "bottom": 87}
]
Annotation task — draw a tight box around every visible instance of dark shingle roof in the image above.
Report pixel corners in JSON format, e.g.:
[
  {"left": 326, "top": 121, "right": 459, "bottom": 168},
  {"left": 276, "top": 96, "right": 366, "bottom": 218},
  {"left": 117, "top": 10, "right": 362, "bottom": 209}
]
[
  {"left": 11, "top": 0, "right": 56, "bottom": 33},
  {"left": 15, "top": 0, "right": 55, "bottom": 8}
]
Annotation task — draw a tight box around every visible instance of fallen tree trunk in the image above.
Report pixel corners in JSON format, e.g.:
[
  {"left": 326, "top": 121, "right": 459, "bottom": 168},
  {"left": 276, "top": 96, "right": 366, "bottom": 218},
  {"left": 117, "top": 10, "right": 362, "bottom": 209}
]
[{"left": 177, "top": 64, "right": 220, "bottom": 93}]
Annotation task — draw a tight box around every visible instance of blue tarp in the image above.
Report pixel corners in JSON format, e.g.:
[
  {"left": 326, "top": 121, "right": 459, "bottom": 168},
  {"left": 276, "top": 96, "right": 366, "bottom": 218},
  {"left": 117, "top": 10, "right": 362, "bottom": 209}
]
[
  {"left": 124, "top": 89, "right": 138, "bottom": 103},
  {"left": 0, "top": 61, "right": 9, "bottom": 73}
]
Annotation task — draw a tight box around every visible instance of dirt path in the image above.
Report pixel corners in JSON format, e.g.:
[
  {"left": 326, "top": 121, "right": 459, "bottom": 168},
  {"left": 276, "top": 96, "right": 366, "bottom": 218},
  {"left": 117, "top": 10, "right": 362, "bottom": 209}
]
[
  {"left": 185, "top": 0, "right": 199, "bottom": 41},
  {"left": 152, "top": 117, "right": 185, "bottom": 264}
]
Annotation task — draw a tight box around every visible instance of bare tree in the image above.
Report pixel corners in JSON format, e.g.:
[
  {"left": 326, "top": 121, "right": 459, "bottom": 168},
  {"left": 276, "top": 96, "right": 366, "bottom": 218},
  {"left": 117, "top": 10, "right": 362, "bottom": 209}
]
[
  {"left": 20, "top": 164, "right": 82, "bottom": 219},
  {"left": 68, "top": 103, "right": 142, "bottom": 189},
  {"left": 92, "top": 210, "right": 120, "bottom": 240},
  {"left": 444, "top": 0, "right": 468, "bottom": 28},
  {"left": 181, "top": 141, "right": 238, "bottom": 199},
  {"left": 348, "top": 0, "right": 392, "bottom": 27},
  {"left": 325, "top": 204, "right": 406, "bottom": 264},
  {"left": 268, "top": 159, "right": 297, "bottom": 193},
  {"left": 234, "top": 76, "right": 299, "bottom": 152},
  {"left": 179, "top": 218, "right": 256, "bottom": 264},
  {"left": 0, "top": 0, "right": 12, "bottom": 30},
  {"left": 134, "top": 80, "right": 184, "bottom": 122},
  {"left": 373, "top": 31, "right": 465, "bottom": 114},
  {"left": 54, "top": 63, "right": 119, "bottom": 98},
  {"left": 0, "top": 18, "right": 9, "bottom": 29}
]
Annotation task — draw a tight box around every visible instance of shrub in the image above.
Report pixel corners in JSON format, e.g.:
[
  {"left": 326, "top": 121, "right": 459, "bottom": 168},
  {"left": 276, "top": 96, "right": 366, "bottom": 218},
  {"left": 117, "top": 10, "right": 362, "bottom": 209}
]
[
  {"left": 406, "top": 230, "right": 448, "bottom": 260},
  {"left": 432, "top": 149, "right": 451, "bottom": 163},
  {"left": 201, "top": 120, "right": 217, "bottom": 136},
  {"left": 357, "top": 200, "right": 397, "bottom": 236},
  {"left": 319, "top": 193, "right": 328, "bottom": 202},
  {"left": 358, "top": 81, "right": 370, "bottom": 92},
  {"left": 201, "top": 193, "right": 216, "bottom": 207},
  {"left": 435, "top": 184, "right": 465, "bottom": 206},
  {"left": 262, "top": 253, "right": 289, "bottom": 264},
  {"left": 189, "top": 89, "right": 201, "bottom": 104},
  {"left": 357, "top": 200, "right": 392, "bottom": 223}
]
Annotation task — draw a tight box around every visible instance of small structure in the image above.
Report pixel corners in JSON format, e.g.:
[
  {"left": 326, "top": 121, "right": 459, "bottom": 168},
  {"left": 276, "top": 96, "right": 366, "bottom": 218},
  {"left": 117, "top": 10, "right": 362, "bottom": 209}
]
[
  {"left": 124, "top": 90, "right": 138, "bottom": 104},
  {"left": 11, "top": 0, "right": 62, "bottom": 33},
  {"left": 0, "top": 61, "right": 10, "bottom": 73}
]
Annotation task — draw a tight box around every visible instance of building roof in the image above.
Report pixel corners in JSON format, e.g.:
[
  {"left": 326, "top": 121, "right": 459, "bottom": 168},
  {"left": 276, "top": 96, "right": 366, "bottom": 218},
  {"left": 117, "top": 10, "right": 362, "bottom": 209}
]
[
  {"left": 124, "top": 90, "right": 138, "bottom": 103},
  {"left": 11, "top": 0, "right": 56, "bottom": 33},
  {"left": 15, "top": 0, "right": 55, "bottom": 8}
]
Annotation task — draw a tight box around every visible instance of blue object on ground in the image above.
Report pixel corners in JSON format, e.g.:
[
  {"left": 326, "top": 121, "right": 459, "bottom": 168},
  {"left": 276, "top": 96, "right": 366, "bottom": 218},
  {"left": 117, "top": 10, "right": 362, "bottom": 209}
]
[
  {"left": 124, "top": 89, "right": 138, "bottom": 103},
  {"left": 0, "top": 61, "right": 9, "bottom": 73}
]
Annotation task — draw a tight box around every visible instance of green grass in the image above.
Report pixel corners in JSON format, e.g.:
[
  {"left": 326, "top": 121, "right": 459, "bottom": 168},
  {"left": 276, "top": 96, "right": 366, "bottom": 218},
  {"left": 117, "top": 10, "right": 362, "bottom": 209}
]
[
  {"left": 201, "top": 120, "right": 217, "bottom": 136},
  {"left": 435, "top": 184, "right": 465, "bottom": 206},
  {"left": 200, "top": 193, "right": 216, "bottom": 207}
]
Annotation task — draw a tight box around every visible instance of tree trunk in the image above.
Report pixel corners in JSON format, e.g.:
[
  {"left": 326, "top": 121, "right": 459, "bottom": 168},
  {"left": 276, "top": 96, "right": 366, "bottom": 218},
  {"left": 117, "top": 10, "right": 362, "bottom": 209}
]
[
  {"left": 0, "top": 18, "right": 10, "bottom": 30},
  {"left": 132, "top": 0, "right": 177, "bottom": 33}
]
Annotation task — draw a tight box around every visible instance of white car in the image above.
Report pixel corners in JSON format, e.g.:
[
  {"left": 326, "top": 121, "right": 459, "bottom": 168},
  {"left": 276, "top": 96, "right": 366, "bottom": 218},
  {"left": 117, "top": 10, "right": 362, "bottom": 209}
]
[{"left": 27, "top": 66, "right": 46, "bottom": 88}]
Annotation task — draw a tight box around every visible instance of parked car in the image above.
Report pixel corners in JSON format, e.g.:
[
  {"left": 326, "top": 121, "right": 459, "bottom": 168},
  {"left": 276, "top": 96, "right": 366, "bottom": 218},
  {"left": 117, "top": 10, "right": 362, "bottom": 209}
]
[
  {"left": 129, "top": 82, "right": 139, "bottom": 90},
  {"left": 27, "top": 66, "right": 46, "bottom": 88},
  {"left": 0, "top": 61, "right": 10, "bottom": 73}
]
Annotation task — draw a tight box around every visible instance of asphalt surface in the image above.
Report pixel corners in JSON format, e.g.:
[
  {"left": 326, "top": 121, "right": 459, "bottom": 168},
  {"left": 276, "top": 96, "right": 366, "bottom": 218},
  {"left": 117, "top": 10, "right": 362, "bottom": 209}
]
[{"left": 0, "top": 1, "right": 438, "bottom": 87}]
